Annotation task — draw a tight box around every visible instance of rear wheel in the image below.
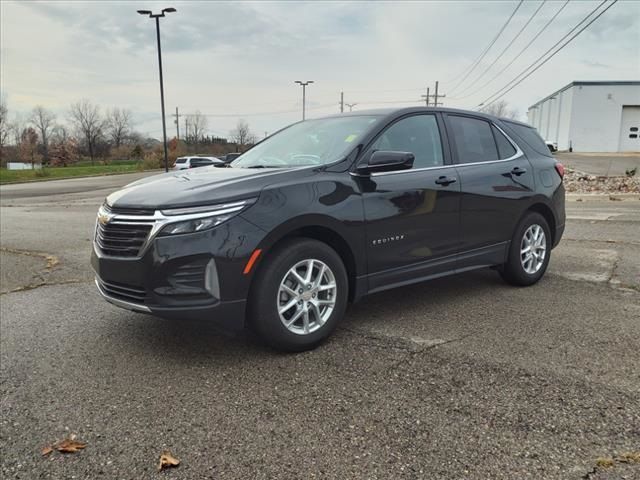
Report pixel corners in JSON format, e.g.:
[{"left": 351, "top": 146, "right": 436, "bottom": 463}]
[
  {"left": 500, "top": 212, "right": 551, "bottom": 286},
  {"left": 248, "top": 238, "right": 348, "bottom": 352}
]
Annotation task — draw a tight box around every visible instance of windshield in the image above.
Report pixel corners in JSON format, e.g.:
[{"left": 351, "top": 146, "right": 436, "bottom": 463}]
[{"left": 233, "top": 116, "right": 380, "bottom": 168}]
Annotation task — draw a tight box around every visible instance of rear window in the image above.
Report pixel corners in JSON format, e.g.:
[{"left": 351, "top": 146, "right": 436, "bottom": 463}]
[
  {"left": 176, "top": 158, "right": 187, "bottom": 164},
  {"left": 448, "top": 115, "right": 499, "bottom": 163},
  {"left": 504, "top": 122, "right": 552, "bottom": 157}
]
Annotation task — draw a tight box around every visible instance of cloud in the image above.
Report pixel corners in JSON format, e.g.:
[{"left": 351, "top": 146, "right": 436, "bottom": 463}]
[{"left": 2, "top": 0, "right": 638, "bottom": 138}]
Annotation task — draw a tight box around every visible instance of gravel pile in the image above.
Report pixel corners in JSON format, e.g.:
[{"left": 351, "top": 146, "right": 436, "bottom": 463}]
[{"left": 563, "top": 167, "right": 640, "bottom": 194}]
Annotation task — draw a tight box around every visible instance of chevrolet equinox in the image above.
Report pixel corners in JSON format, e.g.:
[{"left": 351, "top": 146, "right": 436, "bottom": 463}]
[{"left": 92, "top": 108, "right": 565, "bottom": 351}]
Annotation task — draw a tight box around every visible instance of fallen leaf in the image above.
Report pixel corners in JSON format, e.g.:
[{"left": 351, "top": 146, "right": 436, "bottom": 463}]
[
  {"left": 616, "top": 451, "right": 640, "bottom": 463},
  {"left": 158, "top": 450, "right": 180, "bottom": 471},
  {"left": 55, "top": 438, "right": 87, "bottom": 453},
  {"left": 41, "top": 446, "right": 53, "bottom": 456},
  {"left": 595, "top": 457, "right": 614, "bottom": 468}
]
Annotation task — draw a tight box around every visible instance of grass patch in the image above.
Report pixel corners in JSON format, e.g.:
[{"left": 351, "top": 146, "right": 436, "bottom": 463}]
[{"left": 0, "top": 163, "right": 143, "bottom": 184}]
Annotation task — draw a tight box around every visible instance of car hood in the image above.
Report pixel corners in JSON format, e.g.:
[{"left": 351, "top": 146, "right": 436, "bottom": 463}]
[{"left": 106, "top": 166, "right": 311, "bottom": 210}]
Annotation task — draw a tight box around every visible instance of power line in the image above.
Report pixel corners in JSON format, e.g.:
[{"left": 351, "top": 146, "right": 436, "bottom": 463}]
[
  {"left": 456, "top": 0, "right": 570, "bottom": 101},
  {"left": 448, "top": 0, "right": 524, "bottom": 94},
  {"left": 478, "top": 0, "right": 618, "bottom": 109},
  {"left": 454, "top": 0, "right": 547, "bottom": 96}
]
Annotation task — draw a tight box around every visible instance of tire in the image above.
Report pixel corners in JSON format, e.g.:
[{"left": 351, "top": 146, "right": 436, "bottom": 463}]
[
  {"left": 248, "top": 238, "right": 348, "bottom": 352},
  {"left": 500, "top": 212, "right": 551, "bottom": 286}
]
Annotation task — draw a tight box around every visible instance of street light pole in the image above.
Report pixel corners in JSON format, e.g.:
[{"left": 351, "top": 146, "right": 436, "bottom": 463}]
[
  {"left": 294, "top": 80, "right": 314, "bottom": 120},
  {"left": 138, "top": 7, "right": 176, "bottom": 172}
]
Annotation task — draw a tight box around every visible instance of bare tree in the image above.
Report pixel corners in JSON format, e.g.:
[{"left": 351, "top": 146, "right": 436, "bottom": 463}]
[
  {"left": 10, "top": 112, "right": 27, "bottom": 146},
  {"left": 106, "top": 108, "right": 132, "bottom": 148},
  {"left": 230, "top": 119, "right": 255, "bottom": 148},
  {"left": 69, "top": 99, "right": 105, "bottom": 164},
  {"left": 19, "top": 127, "right": 40, "bottom": 168},
  {"left": 51, "top": 124, "right": 69, "bottom": 144},
  {"left": 0, "top": 95, "right": 8, "bottom": 161},
  {"left": 480, "top": 100, "right": 519, "bottom": 120},
  {"left": 186, "top": 111, "right": 207, "bottom": 144},
  {"left": 31, "top": 106, "right": 56, "bottom": 164}
]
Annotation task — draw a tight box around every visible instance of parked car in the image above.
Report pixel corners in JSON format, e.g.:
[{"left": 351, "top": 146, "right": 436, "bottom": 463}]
[
  {"left": 172, "top": 156, "right": 225, "bottom": 170},
  {"left": 544, "top": 140, "right": 557, "bottom": 153},
  {"left": 219, "top": 152, "right": 242, "bottom": 164},
  {"left": 93, "top": 107, "right": 565, "bottom": 352}
]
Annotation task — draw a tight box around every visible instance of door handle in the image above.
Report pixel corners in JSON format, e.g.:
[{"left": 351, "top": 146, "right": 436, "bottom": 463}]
[
  {"left": 435, "top": 176, "right": 457, "bottom": 186},
  {"left": 510, "top": 166, "right": 527, "bottom": 176}
]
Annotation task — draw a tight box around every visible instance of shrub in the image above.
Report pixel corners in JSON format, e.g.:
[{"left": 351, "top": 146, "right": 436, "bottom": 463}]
[{"left": 142, "top": 151, "right": 162, "bottom": 170}]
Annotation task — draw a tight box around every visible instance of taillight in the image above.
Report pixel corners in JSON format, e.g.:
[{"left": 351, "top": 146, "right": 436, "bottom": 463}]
[{"left": 554, "top": 162, "right": 565, "bottom": 179}]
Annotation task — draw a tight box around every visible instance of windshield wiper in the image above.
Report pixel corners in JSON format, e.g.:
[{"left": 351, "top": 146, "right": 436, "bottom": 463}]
[{"left": 245, "top": 165, "right": 284, "bottom": 169}]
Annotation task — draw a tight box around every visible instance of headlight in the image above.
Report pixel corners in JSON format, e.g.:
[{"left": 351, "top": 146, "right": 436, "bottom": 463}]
[{"left": 158, "top": 199, "right": 255, "bottom": 236}]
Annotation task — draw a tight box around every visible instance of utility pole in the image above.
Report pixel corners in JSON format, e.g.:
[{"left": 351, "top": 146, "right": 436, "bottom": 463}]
[
  {"left": 184, "top": 117, "right": 189, "bottom": 141},
  {"left": 345, "top": 103, "right": 357, "bottom": 112},
  {"left": 173, "top": 107, "right": 181, "bottom": 140},
  {"left": 340, "top": 91, "right": 344, "bottom": 113},
  {"left": 294, "top": 80, "right": 314, "bottom": 120},
  {"left": 428, "top": 80, "right": 446, "bottom": 107},
  {"left": 421, "top": 87, "right": 430, "bottom": 106}
]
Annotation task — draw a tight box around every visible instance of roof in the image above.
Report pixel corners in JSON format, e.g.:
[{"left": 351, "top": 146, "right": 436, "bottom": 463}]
[
  {"left": 528, "top": 80, "right": 640, "bottom": 110},
  {"left": 322, "top": 106, "right": 505, "bottom": 122}
]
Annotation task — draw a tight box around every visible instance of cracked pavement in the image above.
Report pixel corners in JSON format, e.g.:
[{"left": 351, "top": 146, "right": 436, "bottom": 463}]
[{"left": 1, "top": 174, "right": 639, "bottom": 479}]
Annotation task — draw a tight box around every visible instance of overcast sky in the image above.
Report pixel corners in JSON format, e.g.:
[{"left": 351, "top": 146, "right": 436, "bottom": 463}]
[{"left": 1, "top": 0, "right": 638, "bottom": 139}]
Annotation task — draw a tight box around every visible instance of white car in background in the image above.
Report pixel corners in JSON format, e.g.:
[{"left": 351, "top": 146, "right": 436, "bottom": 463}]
[
  {"left": 172, "top": 156, "right": 225, "bottom": 170},
  {"left": 544, "top": 140, "right": 558, "bottom": 153}
]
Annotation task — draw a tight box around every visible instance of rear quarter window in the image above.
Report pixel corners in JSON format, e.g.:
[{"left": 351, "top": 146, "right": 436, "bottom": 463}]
[
  {"left": 176, "top": 158, "right": 187, "bottom": 164},
  {"left": 503, "top": 121, "right": 552, "bottom": 157}
]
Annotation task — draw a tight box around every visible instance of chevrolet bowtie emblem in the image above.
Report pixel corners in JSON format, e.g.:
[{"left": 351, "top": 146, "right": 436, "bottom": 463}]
[{"left": 98, "top": 212, "right": 113, "bottom": 225}]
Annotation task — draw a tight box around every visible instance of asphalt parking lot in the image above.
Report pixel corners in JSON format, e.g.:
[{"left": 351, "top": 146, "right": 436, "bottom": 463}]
[{"left": 1, "top": 174, "right": 639, "bottom": 479}]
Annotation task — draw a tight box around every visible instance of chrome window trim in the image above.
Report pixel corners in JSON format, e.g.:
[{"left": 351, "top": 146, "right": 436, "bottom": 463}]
[
  {"left": 94, "top": 277, "right": 151, "bottom": 313},
  {"left": 95, "top": 199, "right": 253, "bottom": 260},
  {"left": 351, "top": 121, "right": 524, "bottom": 177}
]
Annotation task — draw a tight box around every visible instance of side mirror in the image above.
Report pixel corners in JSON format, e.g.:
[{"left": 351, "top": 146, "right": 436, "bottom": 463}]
[{"left": 357, "top": 151, "right": 415, "bottom": 174}]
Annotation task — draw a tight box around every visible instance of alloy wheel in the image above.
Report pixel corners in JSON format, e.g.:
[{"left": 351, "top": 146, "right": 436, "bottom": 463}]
[
  {"left": 277, "top": 259, "right": 337, "bottom": 335},
  {"left": 520, "top": 224, "right": 546, "bottom": 274}
]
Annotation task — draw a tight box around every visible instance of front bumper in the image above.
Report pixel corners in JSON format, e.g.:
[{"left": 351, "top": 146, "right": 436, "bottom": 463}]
[{"left": 91, "top": 215, "right": 265, "bottom": 325}]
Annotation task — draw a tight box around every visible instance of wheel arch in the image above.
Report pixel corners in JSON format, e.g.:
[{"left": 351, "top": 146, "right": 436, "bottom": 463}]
[
  {"left": 248, "top": 215, "right": 363, "bottom": 303},
  {"left": 526, "top": 201, "right": 556, "bottom": 243}
]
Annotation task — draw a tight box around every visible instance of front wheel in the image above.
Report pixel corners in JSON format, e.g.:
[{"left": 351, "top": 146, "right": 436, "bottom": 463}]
[
  {"left": 248, "top": 238, "right": 348, "bottom": 352},
  {"left": 500, "top": 212, "right": 551, "bottom": 286}
]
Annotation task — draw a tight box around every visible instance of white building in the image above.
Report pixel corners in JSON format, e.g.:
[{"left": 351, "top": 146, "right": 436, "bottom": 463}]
[{"left": 527, "top": 81, "right": 640, "bottom": 152}]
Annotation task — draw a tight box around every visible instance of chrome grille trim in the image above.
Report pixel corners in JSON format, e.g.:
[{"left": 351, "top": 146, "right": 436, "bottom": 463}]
[
  {"left": 95, "top": 278, "right": 151, "bottom": 313},
  {"left": 94, "top": 199, "right": 254, "bottom": 259}
]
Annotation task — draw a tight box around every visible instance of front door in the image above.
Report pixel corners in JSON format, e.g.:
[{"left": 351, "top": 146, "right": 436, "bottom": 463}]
[{"left": 356, "top": 113, "right": 461, "bottom": 293}]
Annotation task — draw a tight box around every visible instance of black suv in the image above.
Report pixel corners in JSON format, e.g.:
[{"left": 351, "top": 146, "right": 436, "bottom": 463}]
[{"left": 92, "top": 108, "right": 565, "bottom": 351}]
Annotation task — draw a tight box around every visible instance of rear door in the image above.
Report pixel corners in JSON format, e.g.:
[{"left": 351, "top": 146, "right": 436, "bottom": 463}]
[
  {"left": 357, "top": 113, "right": 462, "bottom": 292},
  {"left": 444, "top": 113, "right": 534, "bottom": 267}
]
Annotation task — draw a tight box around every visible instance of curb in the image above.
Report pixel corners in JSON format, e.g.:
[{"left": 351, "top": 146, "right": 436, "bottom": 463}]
[{"left": 566, "top": 193, "right": 639, "bottom": 201}]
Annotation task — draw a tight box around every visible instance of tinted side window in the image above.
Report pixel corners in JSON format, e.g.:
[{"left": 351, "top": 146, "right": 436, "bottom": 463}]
[
  {"left": 492, "top": 125, "right": 517, "bottom": 159},
  {"left": 371, "top": 115, "right": 444, "bottom": 168},
  {"left": 504, "top": 121, "right": 552, "bottom": 157},
  {"left": 449, "top": 116, "right": 498, "bottom": 163}
]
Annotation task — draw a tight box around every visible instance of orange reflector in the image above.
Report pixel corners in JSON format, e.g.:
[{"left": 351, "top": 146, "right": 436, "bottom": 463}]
[{"left": 243, "top": 249, "right": 262, "bottom": 275}]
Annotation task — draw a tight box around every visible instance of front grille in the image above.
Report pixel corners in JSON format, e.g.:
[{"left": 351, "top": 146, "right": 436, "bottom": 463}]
[
  {"left": 96, "top": 222, "right": 153, "bottom": 257},
  {"left": 104, "top": 205, "right": 155, "bottom": 216},
  {"left": 97, "top": 277, "right": 147, "bottom": 303}
]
